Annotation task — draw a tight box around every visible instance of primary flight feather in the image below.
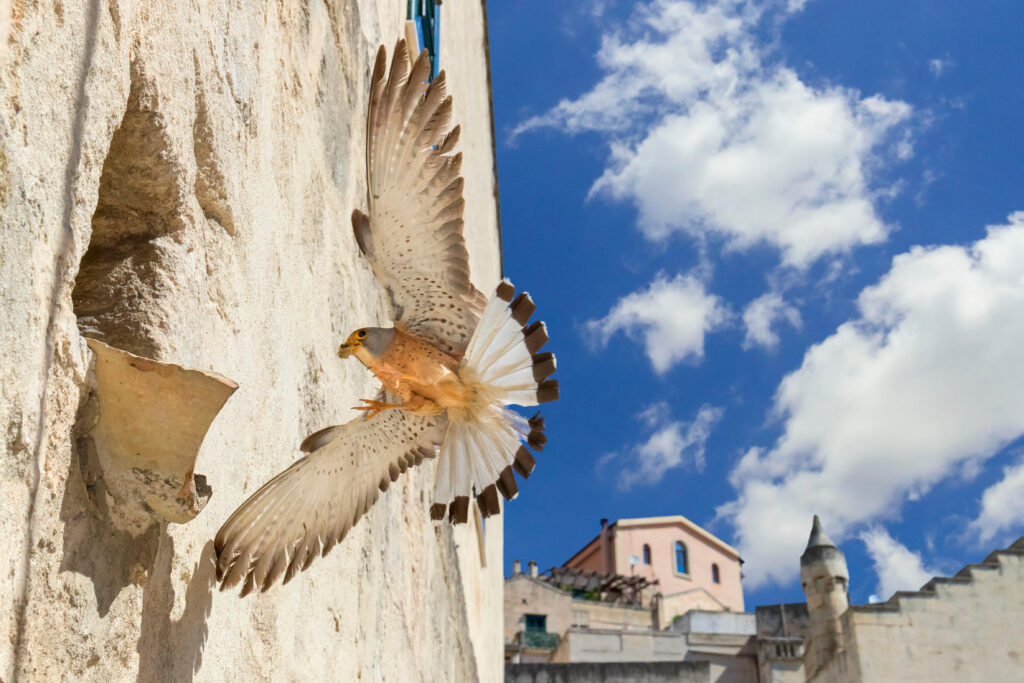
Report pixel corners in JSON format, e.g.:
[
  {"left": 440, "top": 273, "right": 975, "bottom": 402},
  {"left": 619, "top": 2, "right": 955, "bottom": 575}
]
[{"left": 214, "top": 40, "right": 558, "bottom": 595}]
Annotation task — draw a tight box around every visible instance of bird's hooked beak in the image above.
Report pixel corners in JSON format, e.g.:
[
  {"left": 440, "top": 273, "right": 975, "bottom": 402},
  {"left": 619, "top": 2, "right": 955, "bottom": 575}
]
[{"left": 338, "top": 330, "right": 365, "bottom": 359}]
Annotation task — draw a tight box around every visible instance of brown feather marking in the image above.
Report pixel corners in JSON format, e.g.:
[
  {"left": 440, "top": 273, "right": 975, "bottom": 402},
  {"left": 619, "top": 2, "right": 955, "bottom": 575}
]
[
  {"left": 513, "top": 446, "right": 536, "bottom": 478},
  {"left": 537, "top": 379, "right": 559, "bottom": 404},
  {"left": 496, "top": 466, "right": 519, "bottom": 500},
  {"left": 351, "top": 210, "right": 372, "bottom": 257},
  {"left": 524, "top": 321, "right": 549, "bottom": 354},
  {"left": 449, "top": 496, "right": 470, "bottom": 524},
  {"left": 301, "top": 425, "right": 341, "bottom": 452},
  {"left": 527, "top": 412, "right": 547, "bottom": 451},
  {"left": 531, "top": 352, "right": 556, "bottom": 382},
  {"left": 438, "top": 124, "right": 461, "bottom": 154},
  {"left": 510, "top": 293, "right": 536, "bottom": 325},
  {"left": 477, "top": 484, "right": 500, "bottom": 517},
  {"left": 240, "top": 572, "right": 257, "bottom": 598},
  {"left": 496, "top": 280, "right": 515, "bottom": 302}
]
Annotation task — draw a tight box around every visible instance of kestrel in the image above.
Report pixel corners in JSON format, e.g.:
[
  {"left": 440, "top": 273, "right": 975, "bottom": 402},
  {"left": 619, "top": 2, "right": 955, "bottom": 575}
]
[{"left": 214, "top": 40, "right": 558, "bottom": 595}]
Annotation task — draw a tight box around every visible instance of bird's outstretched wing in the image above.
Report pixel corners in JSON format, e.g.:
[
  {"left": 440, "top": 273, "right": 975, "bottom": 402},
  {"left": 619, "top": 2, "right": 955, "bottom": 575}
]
[
  {"left": 214, "top": 410, "right": 446, "bottom": 595},
  {"left": 353, "top": 39, "right": 487, "bottom": 356}
]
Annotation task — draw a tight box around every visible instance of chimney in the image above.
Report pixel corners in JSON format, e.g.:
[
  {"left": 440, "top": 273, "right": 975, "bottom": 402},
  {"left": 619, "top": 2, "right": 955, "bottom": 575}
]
[
  {"left": 600, "top": 518, "right": 610, "bottom": 573},
  {"left": 528, "top": 560, "right": 538, "bottom": 578},
  {"left": 513, "top": 559, "right": 521, "bottom": 575}
]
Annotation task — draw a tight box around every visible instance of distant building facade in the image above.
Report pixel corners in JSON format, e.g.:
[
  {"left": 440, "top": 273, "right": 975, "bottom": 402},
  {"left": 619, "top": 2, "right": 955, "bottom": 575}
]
[
  {"left": 506, "top": 514, "right": 1024, "bottom": 683},
  {"left": 505, "top": 515, "right": 761, "bottom": 681},
  {"left": 563, "top": 516, "right": 745, "bottom": 626},
  {"left": 504, "top": 559, "right": 655, "bottom": 664}
]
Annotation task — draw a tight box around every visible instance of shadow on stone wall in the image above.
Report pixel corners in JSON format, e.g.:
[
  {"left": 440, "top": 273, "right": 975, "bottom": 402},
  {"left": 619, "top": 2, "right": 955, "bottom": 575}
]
[
  {"left": 59, "top": 443, "right": 216, "bottom": 680},
  {"left": 136, "top": 540, "right": 216, "bottom": 682},
  {"left": 60, "top": 435, "right": 162, "bottom": 616}
]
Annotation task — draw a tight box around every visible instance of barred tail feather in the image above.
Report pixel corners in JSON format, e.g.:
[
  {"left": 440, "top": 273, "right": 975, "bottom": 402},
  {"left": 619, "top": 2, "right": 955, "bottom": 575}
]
[
  {"left": 432, "top": 405, "right": 546, "bottom": 522},
  {"left": 431, "top": 280, "right": 556, "bottom": 523},
  {"left": 462, "top": 279, "right": 558, "bottom": 407}
]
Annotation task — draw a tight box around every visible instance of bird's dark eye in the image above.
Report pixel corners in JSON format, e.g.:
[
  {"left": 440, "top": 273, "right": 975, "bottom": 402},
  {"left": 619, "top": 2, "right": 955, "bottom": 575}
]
[{"left": 357, "top": 330, "right": 367, "bottom": 338}]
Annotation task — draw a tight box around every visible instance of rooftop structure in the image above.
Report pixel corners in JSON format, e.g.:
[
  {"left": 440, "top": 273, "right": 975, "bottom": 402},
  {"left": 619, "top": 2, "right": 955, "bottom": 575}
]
[{"left": 564, "top": 516, "right": 745, "bottom": 625}]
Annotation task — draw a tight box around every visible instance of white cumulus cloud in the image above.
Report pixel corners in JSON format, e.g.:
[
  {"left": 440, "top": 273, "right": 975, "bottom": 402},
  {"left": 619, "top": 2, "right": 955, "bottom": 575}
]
[
  {"left": 514, "top": 0, "right": 912, "bottom": 266},
  {"left": 606, "top": 403, "right": 725, "bottom": 489},
  {"left": 719, "top": 212, "right": 1024, "bottom": 587},
  {"left": 585, "top": 273, "right": 729, "bottom": 373},
  {"left": 861, "top": 527, "right": 939, "bottom": 601},
  {"left": 968, "top": 457, "right": 1024, "bottom": 544},
  {"left": 742, "top": 292, "right": 802, "bottom": 350}
]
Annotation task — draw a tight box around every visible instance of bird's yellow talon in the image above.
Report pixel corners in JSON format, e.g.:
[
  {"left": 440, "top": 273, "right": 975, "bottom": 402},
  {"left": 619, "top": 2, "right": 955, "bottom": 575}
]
[{"left": 354, "top": 398, "right": 399, "bottom": 419}]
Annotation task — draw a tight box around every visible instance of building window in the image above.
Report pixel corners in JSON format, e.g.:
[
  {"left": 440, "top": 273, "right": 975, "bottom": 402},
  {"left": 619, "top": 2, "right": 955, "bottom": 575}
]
[
  {"left": 674, "top": 542, "right": 689, "bottom": 575},
  {"left": 712, "top": 563, "right": 720, "bottom": 584},
  {"left": 642, "top": 544, "right": 651, "bottom": 565},
  {"left": 524, "top": 614, "right": 547, "bottom": 633}
]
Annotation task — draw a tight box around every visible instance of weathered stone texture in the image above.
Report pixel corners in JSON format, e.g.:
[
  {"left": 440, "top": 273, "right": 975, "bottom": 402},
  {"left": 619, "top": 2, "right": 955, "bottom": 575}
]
[
  {"left": 1, "top": 0, "right": 502, "bottom": 680},
  {"left": 810, "top": 541, "right": 1024, "bottom": 682}
]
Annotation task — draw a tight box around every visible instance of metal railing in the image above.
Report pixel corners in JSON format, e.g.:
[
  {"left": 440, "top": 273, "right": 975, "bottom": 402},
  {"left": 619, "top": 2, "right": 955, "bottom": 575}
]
[{"left": 517, "top": 630, "right": 560, "bottom": 650}]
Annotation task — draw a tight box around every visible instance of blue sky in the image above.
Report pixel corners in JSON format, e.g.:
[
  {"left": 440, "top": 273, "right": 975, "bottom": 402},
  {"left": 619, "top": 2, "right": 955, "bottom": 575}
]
[{"left": 483, "top": 0, "right": 1024, "bottom": 607}]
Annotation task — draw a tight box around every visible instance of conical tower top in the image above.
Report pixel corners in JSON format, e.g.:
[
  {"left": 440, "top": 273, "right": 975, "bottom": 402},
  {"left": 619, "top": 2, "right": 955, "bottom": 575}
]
[
  {"left": 800, "top": 515, "right": 846, "bottom": 569},
  {"left": 806, "top": 514, "right": 836, "bottom": 551}
]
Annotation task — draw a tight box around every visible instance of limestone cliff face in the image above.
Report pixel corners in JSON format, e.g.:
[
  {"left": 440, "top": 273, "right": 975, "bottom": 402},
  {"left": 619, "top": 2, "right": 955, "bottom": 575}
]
[{"left": 0, "top": 1, "right": 503, "bottom": 680}]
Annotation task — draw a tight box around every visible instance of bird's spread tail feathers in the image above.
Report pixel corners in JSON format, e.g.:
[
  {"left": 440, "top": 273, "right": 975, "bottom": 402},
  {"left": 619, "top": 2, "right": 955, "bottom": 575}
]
[{"left": 431, "top": 280, "right": 557, "bottom": 523}]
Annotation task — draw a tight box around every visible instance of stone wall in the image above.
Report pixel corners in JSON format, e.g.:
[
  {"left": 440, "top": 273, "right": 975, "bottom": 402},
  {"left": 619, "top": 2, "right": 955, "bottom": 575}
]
[
  {"left": 550, "top": 620, "right": 758, "bottom": 682},
  {"left": 810, "top": 538, "right": 1024, "bottom": 683},
  {"left": 658, "top": 589, "right": 734, "bottom": 628},
  {"left": 1, "top": 0, "right": 503, "bottom": 680},
  {"left": 551, "top": 628, "right": 689, "bottom": 664},
  {"left": 506, "top": 661, "right": 711, "bottom": 683}
]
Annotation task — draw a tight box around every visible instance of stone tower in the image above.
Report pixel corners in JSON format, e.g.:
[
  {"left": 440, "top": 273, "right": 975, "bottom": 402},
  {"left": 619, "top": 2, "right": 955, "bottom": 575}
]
[{"left": 800, "top": 515, "right": 849, "bottom": 679}]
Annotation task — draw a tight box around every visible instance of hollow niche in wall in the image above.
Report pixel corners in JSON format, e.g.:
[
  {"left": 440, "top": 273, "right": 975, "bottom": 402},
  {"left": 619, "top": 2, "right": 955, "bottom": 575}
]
[{"left": 71, "top": 59, "right": 236, "bottom": 534}]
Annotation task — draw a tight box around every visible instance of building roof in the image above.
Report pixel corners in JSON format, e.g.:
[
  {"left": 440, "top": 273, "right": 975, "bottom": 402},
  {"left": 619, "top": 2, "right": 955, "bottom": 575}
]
[
  {"left": 616, "top": 516, "right": 742, "bottom": 559},
  {"left": 563, "top": 515, "right": 742, "bottom": 567}
]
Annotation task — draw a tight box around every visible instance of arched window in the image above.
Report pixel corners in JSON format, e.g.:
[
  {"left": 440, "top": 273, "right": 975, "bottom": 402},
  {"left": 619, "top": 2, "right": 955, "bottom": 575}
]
[
  {"left": 642, "top": 544, "right": 651, "bottom": 565},
  {"left": 674, "top": 542, "right": 688, "bottom": 575},
  {"left": 712, "top": 563, "right": 721, "bottom": 584}
]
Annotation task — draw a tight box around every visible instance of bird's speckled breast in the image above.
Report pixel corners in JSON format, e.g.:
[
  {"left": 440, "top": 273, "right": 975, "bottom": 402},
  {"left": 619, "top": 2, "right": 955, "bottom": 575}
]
[{"left": 376, "top": 329, "right": 469, "bottom": 407}]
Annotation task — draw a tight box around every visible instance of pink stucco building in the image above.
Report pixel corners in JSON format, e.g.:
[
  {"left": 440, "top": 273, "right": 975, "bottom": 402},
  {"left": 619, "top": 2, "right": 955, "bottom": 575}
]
[{"left": 564, "top": 516, "right": 745, "bottom": 625}]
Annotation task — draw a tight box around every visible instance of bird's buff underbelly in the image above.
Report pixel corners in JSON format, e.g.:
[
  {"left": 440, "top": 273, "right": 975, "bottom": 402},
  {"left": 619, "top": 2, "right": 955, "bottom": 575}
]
[{"left": 376, "top": 359, "right": 475, "bottom": 410}]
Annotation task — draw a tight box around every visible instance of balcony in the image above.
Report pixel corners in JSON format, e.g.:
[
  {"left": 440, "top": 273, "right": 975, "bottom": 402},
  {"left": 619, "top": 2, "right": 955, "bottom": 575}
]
[
  {"left": 758, "top": 636, "right": 805, "bottom": 660},
  {"left": 517, "top": 630, "right": 560, "bottom": 650}
]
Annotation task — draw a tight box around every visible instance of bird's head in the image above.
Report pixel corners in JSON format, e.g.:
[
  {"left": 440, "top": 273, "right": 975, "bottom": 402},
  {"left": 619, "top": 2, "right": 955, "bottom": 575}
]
[{"left": 338, "top": 327, "right": 395, "bottom": 366}]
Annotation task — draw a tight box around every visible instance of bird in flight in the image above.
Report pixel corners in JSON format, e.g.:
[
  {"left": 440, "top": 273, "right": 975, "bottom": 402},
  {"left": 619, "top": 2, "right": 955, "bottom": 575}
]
[{"left": 214, "top": 40, "right": 558, "bottom": 595}]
